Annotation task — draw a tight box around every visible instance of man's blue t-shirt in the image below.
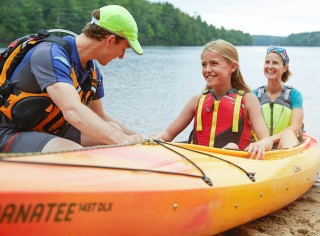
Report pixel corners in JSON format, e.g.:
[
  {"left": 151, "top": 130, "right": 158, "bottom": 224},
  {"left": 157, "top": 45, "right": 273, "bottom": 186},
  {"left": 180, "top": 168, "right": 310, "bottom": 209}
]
[{"left": 11, "top": 36, "right": 104, "bottom": 99}]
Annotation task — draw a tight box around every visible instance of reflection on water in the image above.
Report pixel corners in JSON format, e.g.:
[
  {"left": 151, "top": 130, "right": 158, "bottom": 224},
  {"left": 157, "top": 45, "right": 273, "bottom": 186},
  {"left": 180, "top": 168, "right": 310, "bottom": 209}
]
[{"left": 101, "top": 46, "right": 320, "bottom": 141}]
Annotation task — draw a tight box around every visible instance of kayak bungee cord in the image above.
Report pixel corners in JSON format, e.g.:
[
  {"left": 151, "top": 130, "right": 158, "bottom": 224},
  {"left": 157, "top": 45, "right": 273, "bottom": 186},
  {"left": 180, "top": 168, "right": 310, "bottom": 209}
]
[
  {"left": 152, "top": 140, "right": 256, "bottom": 182},
  {"left": 0, "top": 140, "right": 214, "bottom": 187},
  {"left": 0, "top": 139, "right": 254, "bottom": 185},
  {"left": 0, "top": 158, "right": 213, "bottom": 186},
  {"left": 153, "top": 141, "right": 213, "bottom": 186}
]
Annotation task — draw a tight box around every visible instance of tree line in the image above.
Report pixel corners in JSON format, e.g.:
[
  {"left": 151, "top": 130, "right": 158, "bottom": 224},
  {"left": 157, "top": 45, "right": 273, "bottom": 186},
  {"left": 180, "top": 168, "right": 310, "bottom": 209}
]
[
  {"left": 0, "top": 0, "right": 251, "bottom": 47},
  {"left": 0, "top": 0, "right": 318, "bottom": 47},
  {"left": 253, "top": 32, "right": 320, "bottom": 46},
  {"left": 282, "top": 32, "right": 320, "bottom": 46}
]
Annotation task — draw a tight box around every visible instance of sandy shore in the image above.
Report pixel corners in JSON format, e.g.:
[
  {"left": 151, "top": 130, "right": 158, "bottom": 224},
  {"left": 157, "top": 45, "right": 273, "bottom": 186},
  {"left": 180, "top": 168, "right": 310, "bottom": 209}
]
[{"left": 219, "top": 184, "right": 320, "bottom": 236}]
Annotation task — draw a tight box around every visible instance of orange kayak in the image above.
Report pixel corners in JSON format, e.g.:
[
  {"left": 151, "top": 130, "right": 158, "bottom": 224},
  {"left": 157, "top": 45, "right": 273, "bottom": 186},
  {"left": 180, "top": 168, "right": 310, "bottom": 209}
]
[{"left": 0, "top": 134, "right": 319, "bottom": 236}]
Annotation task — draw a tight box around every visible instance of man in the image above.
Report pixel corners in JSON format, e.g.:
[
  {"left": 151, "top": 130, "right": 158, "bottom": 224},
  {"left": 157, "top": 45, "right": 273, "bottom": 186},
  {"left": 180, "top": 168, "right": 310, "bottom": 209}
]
[{"left": 0, "top": 5, "right": 144, "bottom": 153}]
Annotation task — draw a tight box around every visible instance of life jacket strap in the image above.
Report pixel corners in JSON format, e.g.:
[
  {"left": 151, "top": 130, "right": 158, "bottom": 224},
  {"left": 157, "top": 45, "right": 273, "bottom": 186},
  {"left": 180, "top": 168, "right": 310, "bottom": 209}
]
[
  {"left": 196, "top": 94, "right": 207, "bottom": 131},
  {"left": 283, "top": 86, "right": 292, "bottom": 101},
  {"left": 209, "top": 101, "right": 220, "bottom": 147},
  {"left": 232, "top": 90, "right": 245, "bottom": 132},
  {"left": 257, "top": 86, "right": 265, "bottom": 99}
]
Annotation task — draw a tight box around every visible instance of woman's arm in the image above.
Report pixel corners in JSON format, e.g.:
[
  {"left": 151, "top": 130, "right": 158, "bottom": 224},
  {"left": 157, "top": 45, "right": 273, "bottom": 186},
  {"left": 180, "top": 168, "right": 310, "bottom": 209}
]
[
  {"left": 265, "top": 108, "right": 303, "bottom": 149},
  {"left": 287, "top": 108, "right": 304, "bottom": 134}
]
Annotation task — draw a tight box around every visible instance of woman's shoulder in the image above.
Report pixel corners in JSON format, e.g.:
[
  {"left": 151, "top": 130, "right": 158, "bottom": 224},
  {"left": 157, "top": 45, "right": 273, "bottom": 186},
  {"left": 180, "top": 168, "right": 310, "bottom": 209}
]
[
  {"left": 290, "top": 87, "right": 302, "bottom": 95},
  {"left": 284, "top": 85, "right": 302, "bottom": 97},
  {"left": 283, "top": 85, "right": 303, "bottom": 108}
]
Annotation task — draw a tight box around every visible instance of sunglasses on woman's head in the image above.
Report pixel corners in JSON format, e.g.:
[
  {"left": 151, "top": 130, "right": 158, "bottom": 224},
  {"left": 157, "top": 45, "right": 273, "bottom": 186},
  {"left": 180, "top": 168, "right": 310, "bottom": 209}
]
[
  {"left": 267, "top": 47, "right": 289, "bottom": 65},
  {"left": 267, "top": 47, "right": 286, "bottom": 53}
]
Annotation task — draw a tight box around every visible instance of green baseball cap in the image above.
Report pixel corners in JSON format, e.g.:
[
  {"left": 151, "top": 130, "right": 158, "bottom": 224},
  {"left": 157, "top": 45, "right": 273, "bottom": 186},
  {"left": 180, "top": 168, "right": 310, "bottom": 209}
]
[{"left": 94, "top": 5, "right": 143, "bottom": 55}]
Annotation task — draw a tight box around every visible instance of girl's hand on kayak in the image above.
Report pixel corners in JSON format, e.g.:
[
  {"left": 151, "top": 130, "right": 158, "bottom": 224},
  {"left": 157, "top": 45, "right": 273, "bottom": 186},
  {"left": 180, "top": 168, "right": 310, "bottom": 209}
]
[
  {"left": 245, "top": 138, "right": 273, "bottom": 160},
  {"left": 149, "top": 133, "right": 166, "bottom": 142}
]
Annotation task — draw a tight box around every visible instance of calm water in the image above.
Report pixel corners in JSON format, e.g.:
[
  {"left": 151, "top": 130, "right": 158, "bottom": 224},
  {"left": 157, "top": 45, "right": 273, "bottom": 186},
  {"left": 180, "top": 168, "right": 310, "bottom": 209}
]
[
  {"left": 102, "top": 46, "right": 320, "bottom": 142},
  {"left": 1, "top": 46, "right": 319, "bottom": 141}
]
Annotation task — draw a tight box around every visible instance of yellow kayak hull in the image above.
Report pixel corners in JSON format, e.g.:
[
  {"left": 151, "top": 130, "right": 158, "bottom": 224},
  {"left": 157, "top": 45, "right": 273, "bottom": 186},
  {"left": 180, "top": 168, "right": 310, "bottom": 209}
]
[{"left": 0, "top": 134, "right": 319, "bottom": 235}]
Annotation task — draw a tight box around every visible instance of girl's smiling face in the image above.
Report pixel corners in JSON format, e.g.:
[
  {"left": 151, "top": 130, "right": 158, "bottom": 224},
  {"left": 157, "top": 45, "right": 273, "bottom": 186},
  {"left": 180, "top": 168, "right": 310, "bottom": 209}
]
[{"left": 201, "top": 50, "right": 236, "bottom": 89}]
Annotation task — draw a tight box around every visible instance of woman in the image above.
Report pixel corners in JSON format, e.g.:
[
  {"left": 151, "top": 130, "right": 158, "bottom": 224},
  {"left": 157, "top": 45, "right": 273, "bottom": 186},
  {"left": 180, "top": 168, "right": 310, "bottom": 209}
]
[
  {"left": 153, "top": 39, "right": 274, "bottom": 159},
  {"left": 253, "top": 47, "right": 303, "bottom": 149}
]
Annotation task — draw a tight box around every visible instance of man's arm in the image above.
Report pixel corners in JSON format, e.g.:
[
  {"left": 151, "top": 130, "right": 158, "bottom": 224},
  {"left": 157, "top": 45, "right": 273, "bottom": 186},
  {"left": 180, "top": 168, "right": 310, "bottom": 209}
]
[
  {"left": 89, "top": 99, "right": 137, "bottom": 135},
  {"left": 46, "top": 82, "right": 140, "bottom": 144}
]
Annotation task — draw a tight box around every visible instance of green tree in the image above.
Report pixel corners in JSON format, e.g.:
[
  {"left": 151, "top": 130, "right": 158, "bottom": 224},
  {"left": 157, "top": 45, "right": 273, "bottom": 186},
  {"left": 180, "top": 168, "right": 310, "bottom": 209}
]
[{"left": 0, "top": 0, "right": 256, "bottom": 47}]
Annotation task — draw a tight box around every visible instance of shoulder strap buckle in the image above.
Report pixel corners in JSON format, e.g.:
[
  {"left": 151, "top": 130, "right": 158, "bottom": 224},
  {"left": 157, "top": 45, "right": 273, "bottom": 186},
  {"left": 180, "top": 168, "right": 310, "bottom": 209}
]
[
  {"left": 237, "top": 90, "right": 245, "bottom": 96},
  {"left": 37, "top": 29, "right": 51, "bottom": 38},
  {"left": 202, "top": 89, "right": 210, "bottom": 95},
  {"left": 257, "top": 86, "right": 266, "bottom": 98},
  {"left": 282, "top": 85, "right": 292, "bottom": 101}
]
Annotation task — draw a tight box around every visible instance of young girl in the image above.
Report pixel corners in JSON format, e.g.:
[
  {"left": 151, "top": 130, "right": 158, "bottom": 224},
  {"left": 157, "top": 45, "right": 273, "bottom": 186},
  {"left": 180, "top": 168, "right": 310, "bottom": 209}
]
[{"left": 154, "top": 39, "right": 274, "bottom": 159}]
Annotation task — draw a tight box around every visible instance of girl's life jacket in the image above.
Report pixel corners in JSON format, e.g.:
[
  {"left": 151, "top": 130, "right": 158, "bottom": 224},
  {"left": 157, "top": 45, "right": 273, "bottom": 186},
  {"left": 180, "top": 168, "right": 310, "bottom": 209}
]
[{"left": 192, "top": 89, "right": 252, "bottom": 149}]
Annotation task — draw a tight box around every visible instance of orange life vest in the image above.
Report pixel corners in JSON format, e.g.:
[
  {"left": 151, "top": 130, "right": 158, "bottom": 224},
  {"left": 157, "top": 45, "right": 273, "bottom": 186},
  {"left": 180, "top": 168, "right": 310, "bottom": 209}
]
[{"left": 0, "top": 30, "right": 99, "bottom": 134}]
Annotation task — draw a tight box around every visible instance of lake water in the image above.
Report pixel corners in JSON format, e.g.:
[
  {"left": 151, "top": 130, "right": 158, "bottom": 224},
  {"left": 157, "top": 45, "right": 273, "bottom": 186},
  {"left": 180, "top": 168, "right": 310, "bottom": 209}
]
[
  {"left": 101, "top": 46, "right": 320, "bottom": 142},
  {"left": 1, "top": 46, "right": 319, "bottom": 142}
]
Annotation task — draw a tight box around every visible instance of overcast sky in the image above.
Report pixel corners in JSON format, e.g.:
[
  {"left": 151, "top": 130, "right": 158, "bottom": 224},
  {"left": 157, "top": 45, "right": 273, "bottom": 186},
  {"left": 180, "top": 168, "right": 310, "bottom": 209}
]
[{"left": 148, "top": 0, "right": 319, "bottom": 36}]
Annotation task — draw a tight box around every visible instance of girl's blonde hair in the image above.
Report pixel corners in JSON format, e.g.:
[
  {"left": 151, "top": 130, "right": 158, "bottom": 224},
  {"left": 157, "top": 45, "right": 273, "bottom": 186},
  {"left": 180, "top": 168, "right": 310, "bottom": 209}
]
[{"left": 201, "top": 39, "right": 251, "bottom": 93}]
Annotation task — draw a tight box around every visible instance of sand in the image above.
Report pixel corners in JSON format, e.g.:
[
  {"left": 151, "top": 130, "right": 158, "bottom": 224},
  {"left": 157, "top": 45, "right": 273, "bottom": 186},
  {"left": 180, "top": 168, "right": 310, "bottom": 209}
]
[{"left": 219, "top": 184, "right": 320, "bottom": 236}]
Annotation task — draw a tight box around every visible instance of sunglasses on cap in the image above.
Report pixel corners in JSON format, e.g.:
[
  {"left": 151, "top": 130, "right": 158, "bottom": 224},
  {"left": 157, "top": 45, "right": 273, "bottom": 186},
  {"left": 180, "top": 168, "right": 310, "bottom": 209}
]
[{"left": 267, "top": 47, "right": 289, "bottom": 65}]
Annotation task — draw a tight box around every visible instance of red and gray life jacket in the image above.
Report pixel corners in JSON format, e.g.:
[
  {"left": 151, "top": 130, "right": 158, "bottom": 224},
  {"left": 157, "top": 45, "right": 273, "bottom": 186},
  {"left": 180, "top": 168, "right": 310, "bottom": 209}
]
[
  {"left": 192, "top": 89, "right": 252, "bottom": 149},
  {"left": 0, "top": 29, "right": 99, "bottom": 134}
]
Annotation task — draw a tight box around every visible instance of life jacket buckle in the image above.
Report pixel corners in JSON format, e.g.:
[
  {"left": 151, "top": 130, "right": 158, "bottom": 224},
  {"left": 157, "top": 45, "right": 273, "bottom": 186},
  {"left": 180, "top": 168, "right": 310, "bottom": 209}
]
[
  {"left": 37, "top": 29, "right": 51, "bottom": 38},
  {"left": 0, "top": 80, "right": 13, "bottom": 99}
]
